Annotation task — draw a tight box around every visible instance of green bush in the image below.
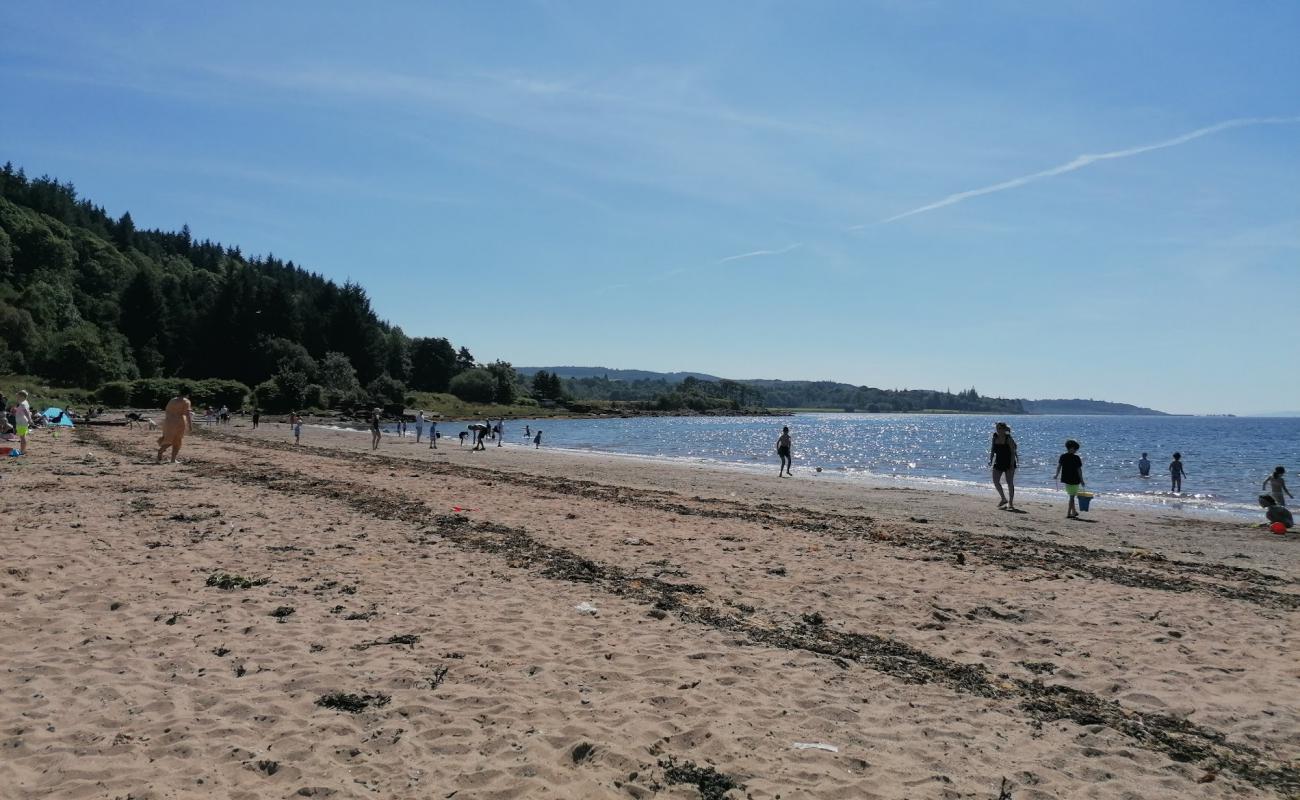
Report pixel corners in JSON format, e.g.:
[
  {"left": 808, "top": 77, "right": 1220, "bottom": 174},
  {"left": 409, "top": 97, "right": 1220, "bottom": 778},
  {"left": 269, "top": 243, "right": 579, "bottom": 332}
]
[
  {"left": 366, "top": 374, "right": 407, "bottom": 407},
  {"left": 96, "top": 380, "right": 131, "bottom": 406},
  {"left": 129, "top": 378, "right": 186, "bottom": 409},
  {"left": 190, "top": 378, "right": 250, "bottom": 409},
  {"left": 448, "top": 369, "right": 495, "bottom": 403}
]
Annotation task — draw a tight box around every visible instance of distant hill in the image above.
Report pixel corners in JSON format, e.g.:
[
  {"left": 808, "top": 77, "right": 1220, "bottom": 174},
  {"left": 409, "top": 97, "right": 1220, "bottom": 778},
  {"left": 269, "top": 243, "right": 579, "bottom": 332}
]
[
  {"left": 1022, "top": 399, "right": 1168, "bottom": 416},
  {"left": 518, "top": 366, "right": 722, "bottom": 382}
]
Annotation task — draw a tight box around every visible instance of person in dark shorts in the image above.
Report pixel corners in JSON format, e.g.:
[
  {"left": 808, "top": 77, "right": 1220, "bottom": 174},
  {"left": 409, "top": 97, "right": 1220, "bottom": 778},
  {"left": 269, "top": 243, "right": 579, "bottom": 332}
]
[
  {"left": 1054, "top": 439, "right": 1085, "bottom": 519},
  {"left": 1169, "top": 452, "right": 1187, "bottom": 494},
  {"left": 776, "top": 426, "right": 793, "bottom": 477},
  {"left": 1259, "top": 495, "right": 1293, "bottom": 530},
  {"left": 370, "top": 409, "right": 382, "bottom": 450},
  {"left": 989, "top": 421, "right": 1018, "bottom": 509}
]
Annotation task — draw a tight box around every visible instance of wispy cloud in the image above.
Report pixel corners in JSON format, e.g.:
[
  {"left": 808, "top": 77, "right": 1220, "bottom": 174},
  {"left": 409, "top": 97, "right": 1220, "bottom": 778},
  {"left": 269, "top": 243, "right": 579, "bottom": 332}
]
[
  {"left": 718, "top": 243, "right": 802, "bottom": 263},
  {"left": 862, "top": 116, "right": 1300, "bottom": 227}
]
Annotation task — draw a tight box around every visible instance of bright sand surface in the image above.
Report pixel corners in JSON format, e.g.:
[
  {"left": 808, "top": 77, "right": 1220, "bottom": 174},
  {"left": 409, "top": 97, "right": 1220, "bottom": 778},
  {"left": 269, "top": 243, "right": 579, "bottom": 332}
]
[{"left": 1, "top": 421, "right": 1296, "bottom": 799}]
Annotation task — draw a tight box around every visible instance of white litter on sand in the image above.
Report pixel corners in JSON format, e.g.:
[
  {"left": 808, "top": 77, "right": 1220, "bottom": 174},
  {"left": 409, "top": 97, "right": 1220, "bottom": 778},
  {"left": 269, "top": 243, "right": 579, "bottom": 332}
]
[{"left": 792, "top": 742, "right": 839, "bottom": 752}]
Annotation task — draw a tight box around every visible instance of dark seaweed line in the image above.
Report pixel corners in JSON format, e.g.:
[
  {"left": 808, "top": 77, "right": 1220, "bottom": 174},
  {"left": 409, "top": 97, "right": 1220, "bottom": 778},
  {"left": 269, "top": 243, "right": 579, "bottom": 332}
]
[
  {"left": 195, "top": 429, "right": 1299, "bottom": 609},
  {"left": 90, "top": 430, "right": 1300, "bottom": 795}
]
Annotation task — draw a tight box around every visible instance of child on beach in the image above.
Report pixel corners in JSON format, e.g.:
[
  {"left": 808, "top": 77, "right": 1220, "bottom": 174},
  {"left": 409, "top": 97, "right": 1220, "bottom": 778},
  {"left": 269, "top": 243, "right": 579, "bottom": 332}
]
[
  {"left": 458, "top": 431, "right": 467, "bottom": 447},
  {"left": 1263, "top": 466, "right": 1292, "bottom": 507},
  {"left": 534, "top": 430, "right": 542, "bottom": 449},
  {"left": 1138, "top": 453, "right": 1151, "bottom": 477},
  {"left": 1259, "top": 495, "right": 1294, "bottom": 530},
  {"left": 1054, "top": 439, "right": 1085, "bottom": 519},
  {"left": 776, "top": 426, "right": 793, "bottom": 477},
  {"left": 12, "top": 391, "right": 31, "bottom": 455},
  {"left": 291, "top": 412, "right": 302, "bottom": 445},
  {"left": 370, "top": 409, "right": 382, "bottom": 450},
  {"left": 1170, "top": 452, "right": 1187, "bottom": 494}
]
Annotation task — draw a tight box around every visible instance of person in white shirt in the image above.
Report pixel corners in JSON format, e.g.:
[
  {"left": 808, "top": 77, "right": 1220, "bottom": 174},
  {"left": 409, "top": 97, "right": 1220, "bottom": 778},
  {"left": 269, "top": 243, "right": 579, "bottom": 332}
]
[
  {"left": 415, "top": 411, "right": 425, "bottom": 443},
  {"left": 12, "top": 390, "right": 33, "bottom": 454}
]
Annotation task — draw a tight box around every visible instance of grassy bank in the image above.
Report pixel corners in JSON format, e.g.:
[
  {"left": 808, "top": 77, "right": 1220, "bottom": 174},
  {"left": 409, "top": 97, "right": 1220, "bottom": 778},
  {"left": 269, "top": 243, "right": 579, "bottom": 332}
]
[{"left": 0, "top": 374, "right": 96, "bottom": 411}]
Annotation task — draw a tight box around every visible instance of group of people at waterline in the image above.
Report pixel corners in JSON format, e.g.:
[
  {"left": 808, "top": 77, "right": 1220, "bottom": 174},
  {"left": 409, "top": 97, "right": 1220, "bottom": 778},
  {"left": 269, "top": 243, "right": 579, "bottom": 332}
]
[{"left": 775, "top": 420, "right": 1292, "bottom": 529}]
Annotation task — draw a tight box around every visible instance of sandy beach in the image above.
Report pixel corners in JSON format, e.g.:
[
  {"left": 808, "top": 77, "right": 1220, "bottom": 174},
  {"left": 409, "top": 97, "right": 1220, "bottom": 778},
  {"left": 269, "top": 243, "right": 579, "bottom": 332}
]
[{"left": 1, "top": 420, "right": 1296, "bottom": 799}]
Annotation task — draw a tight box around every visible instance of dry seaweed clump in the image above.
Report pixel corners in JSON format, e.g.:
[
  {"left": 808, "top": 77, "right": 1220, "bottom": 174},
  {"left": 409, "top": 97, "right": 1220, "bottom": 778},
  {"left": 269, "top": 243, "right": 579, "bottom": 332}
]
[
  {"left": 658, "top": 757, "right": 740, "bottom": 800},
  {"left": 206, "top": 573, "right": 269, "bottom": 590},
  {"left": 315, "top": 692, "right": 391, "bottom": 714}
]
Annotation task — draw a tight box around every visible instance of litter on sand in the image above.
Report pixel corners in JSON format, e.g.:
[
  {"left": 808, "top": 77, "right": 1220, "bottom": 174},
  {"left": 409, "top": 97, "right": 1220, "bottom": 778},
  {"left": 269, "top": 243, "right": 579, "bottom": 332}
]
[
  {"left": 574, "top": 602, "right": 599, "bottom": 615},
  {"left": 792, "top": 742, "right": 839, "bottom": 752}
]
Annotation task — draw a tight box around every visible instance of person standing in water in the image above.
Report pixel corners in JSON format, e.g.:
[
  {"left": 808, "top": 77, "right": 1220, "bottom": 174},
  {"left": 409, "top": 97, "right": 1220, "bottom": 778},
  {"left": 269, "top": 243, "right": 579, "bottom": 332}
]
[
  {"left": 1263, "top": 466, "right": 1293, "bottom": 507},
  {"left": 1138, "top": 452, "right": 1151, "bottom": 477},
  {"left": 1170, "top": 452, "right": 1188, "bottom": 493},
  {"left": 533, "top": 430, "right": 542, "bottom": 449},
  {"left": 155, "top": 392, "right": 194, "bottom": 464},
  {"left": 989, "top": 421, "right": 1018, "bottom": 509},
  {"left": 776, "top": 426, "right": 793, "bottom": 477}
]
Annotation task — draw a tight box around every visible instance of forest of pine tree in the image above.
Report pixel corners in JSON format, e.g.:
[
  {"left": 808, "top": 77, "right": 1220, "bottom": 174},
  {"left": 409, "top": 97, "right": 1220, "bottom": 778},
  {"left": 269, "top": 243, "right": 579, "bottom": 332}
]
[{"left": 0, "top": 163, "right": 490, "bottom": 410}]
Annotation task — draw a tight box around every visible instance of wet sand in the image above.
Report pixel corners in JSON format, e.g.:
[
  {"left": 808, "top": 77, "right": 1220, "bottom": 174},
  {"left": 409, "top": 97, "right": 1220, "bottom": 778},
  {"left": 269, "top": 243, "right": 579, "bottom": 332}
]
[{"left": 1, "top": 421, "right": 1296, "bottom": 799}]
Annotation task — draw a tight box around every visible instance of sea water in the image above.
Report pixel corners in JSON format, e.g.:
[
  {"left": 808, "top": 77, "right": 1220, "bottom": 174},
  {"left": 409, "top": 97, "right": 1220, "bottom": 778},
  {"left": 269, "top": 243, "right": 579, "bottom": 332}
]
[{"left": 424, "top": 414, "right": 1299, "bottom": 518}]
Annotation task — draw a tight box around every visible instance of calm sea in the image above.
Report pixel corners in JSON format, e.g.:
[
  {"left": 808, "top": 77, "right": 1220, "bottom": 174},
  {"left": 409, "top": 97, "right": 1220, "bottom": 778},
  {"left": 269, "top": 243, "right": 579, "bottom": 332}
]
[{"left": 417, "top": 414, "right": 1299, "bottom": 518}]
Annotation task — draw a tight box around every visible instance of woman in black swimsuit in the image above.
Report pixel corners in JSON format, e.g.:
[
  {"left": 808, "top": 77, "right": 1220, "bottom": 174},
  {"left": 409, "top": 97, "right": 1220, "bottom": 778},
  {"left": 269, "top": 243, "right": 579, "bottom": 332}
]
[{"left": 989, "top": 421, "right": 1018, "bottom": 510}]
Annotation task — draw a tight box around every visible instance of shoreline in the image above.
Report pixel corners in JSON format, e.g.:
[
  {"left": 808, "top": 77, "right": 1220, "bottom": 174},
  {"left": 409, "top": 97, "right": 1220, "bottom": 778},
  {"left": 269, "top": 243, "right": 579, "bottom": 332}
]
[{"left": 297, "top": 419, "right": 1269, "bottom": 521}]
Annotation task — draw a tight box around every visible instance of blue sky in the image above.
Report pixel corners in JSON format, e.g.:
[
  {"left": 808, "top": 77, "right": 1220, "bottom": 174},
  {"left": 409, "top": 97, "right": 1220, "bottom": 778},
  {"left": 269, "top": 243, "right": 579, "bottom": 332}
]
[{"left": 2, "top": 2, "right": 1297, "bottom": 414}]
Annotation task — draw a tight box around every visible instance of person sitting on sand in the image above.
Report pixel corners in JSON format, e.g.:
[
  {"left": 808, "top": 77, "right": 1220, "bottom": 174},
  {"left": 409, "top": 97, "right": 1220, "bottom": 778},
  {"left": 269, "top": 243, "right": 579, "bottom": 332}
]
[
  {"left": 776, "top": 426, "right": 793, "bottom": 477},
  {"left": 1170, "top": 452, "right": 1187, "bottom": 494},
  {"left": 989, "top": 421, "right": 1018, "bottom": 509},
  {"left": 1138, "top": 452, "right": 1151, "bottom": 477},
  {"left": 1263, "top": 466, "right": 1292, "bottom": 507},
  {"left": 1260, "top": 495, "right": 1294, "bottom": 530},
  {"left": 156, "top": 392, "right": 194, "bottom": 464},
  {"left": 1054, "top": 439, "right": 1085, "bottom": 519}
]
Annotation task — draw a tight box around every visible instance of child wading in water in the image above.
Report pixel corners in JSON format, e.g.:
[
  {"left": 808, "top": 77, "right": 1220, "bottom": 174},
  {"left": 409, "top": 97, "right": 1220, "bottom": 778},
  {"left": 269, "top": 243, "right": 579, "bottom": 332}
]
[
  {"left": 1054, "top": 439, "right": 1085, "bottom": 519},
  {"left": 776, "top": 426, "right": 793, "bottom": 477},
  {"left": 1263, "top": 466, "right": 1292, "bottom": 507},
  {"left": 1169, "top": 452, "right": 1188, "bottom": 494}
]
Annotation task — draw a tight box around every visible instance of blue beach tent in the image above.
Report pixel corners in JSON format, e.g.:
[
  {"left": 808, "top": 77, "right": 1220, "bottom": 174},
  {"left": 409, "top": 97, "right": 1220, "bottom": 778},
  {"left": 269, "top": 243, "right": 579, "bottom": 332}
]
[{"left": 42, "top": 407, "right": 75, "bottom": 427}]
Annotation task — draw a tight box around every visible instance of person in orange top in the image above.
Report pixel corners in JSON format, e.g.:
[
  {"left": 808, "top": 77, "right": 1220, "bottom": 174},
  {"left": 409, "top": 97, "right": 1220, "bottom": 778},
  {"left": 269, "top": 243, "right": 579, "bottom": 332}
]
[{"left": 156, "top": 393, "right": 194, "bottom": 464}]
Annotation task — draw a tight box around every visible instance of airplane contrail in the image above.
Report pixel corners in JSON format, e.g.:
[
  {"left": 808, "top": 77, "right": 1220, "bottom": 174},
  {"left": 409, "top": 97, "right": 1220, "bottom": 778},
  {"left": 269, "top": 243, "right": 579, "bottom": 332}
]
[
  {"left": 863, "top": 115, "right": 1300, "bottom": 227},
  {"left": 718, "top": 243, "right": 802, "bottom": 263}
]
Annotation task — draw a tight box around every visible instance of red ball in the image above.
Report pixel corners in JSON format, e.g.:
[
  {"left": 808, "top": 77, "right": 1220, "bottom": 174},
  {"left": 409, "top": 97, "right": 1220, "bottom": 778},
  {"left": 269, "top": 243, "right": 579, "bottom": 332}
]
[{"left": 1271, "top": 522, "right": 1287, "bottom": 535}]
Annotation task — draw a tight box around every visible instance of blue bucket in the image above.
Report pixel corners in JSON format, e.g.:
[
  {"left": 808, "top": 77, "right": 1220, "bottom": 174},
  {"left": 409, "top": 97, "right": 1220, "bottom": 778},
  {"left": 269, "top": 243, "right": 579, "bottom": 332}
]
[{"left": 1077, "top": 491, "right": 1094, "bottom": 512}]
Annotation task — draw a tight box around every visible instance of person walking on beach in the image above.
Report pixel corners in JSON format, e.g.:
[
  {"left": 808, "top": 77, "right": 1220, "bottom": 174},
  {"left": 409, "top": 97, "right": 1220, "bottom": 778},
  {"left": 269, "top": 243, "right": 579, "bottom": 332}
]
[
  {"left": 251, "top": 408, "right": 260, "bottom": 430},
  {"left": 776, "top": 426, "right": 793, "bottom": 477},
  {"left": 155, "top": 392, "right": 194, "bottom": 464},
  {"left": 370, "top": 409, "right": 382, "bottom": 450},
  {"left": 1054, "top": 439, "right": 1085, "bottom": 519},
  {"left": 1170, "top": 452, "right": 1187, "bottom": 494},
  {"left": 415, "top": 411, "right": 425, "bottom": 443},
  {"left": 291, "top": 412, "right": 302, "bottom": 445},
  {"left": 1263, "top": 466, "right": 1292, "bottom": 506},
  {"left": 12, "top": 391, "right": 32, "bottom": 455},
  {"left": 1138, "top": 452, "right": 1151, "bottom": 477},
  {"left": 496, "top": 420, "right": 504, "bottom": 447},
  {"left": 989, "top": 421, "right": 1018, "bottom": 509},
  {"left": 533, "top": 430, "right": 542, "bottom": 449}
]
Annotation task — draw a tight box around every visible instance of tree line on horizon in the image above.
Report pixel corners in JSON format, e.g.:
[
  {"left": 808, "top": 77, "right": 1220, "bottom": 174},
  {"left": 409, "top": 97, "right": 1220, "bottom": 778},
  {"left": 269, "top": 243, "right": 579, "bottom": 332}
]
[
  {"left": 0, "top": 163, "right": 524, "bottom": 411},
  {"left": 556, "top": 374, "right": 1024, "bottom": 414}
]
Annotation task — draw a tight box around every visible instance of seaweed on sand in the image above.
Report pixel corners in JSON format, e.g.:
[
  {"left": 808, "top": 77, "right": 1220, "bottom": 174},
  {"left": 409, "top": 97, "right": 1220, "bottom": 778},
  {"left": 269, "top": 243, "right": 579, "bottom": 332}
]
[
  {"left": 315, "top": 692, "right": 391, "bottom": 713},
  {"left": 658, "top": 757, "right": 740, "bottom": 800}
]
